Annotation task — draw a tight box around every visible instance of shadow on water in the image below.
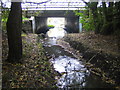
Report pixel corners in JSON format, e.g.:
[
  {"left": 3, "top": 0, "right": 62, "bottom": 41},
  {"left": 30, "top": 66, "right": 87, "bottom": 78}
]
[{"left": 40, "top": 37, "right": 115, "bottom": 89}]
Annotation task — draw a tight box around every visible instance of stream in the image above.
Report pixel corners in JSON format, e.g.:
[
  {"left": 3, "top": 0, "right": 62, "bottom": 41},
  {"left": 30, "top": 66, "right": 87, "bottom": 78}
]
[{"left": 41, "top": 37, "right": 114, "bottom": 89}]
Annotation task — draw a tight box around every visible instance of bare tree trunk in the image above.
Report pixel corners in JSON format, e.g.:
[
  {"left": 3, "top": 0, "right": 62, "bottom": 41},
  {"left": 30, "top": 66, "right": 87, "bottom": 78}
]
[{"left": 6, "top": 2, "right": 22, "bottom": 62}]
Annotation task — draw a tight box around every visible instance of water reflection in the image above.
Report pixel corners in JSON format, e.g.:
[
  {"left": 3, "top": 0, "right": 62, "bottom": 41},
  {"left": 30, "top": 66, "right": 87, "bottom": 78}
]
[
  {"left": 57, "top": 72, "right": 86, "bottom": 88},
  {"left": 50, "top": 56, "right": 88, "bottom": 73},
  {"left": 50, "top": 56, "right": 89, "bottom": 88},
  {"left": 42, "top": 36, "right": 115, "bottom": 89},
  {"left": 46, "top": 27, "right": 66, "bottom": 39}
]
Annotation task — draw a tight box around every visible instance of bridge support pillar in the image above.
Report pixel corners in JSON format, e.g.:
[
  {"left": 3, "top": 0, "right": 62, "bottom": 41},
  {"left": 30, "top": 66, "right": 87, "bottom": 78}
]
[
  {"left": 35, "top": 16, "right": 48, "bottom": 34},
  {"left": 65, "top": 16, "right": 79, "bottom": 33}
]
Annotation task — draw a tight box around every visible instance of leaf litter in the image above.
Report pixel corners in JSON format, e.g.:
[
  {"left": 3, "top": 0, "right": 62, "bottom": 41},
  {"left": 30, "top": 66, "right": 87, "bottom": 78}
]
[{"left": 2, "top": 33, "right": 58, "bottom": 88}]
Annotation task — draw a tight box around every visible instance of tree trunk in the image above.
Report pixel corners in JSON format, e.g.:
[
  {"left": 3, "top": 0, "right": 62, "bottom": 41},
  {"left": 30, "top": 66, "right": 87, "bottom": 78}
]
[
  {"left": 6, "top": 2, "right": 22, "bottom": 62},
  {"left": 100, "top": 2, "right": 114, "bottom": 35},
  {"left": 89, "top": 2, "right": 99, "bottom": 34},
  {"left": 115, "top": 2, "right": 120, "bottom": 52}
]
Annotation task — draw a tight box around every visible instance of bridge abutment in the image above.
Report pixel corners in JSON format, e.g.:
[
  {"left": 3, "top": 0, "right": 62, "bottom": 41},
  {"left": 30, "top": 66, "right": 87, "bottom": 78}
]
[
  {"left": 65, "top": 16, "right": 79, "bottom": 33},
  {"left": 35, "top": 16, "right": 48, "bottom": 34}
]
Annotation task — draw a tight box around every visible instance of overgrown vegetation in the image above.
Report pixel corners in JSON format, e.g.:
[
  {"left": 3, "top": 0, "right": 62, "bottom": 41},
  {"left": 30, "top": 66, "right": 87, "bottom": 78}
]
[
  {"left": 1, "top": 8, "right": 10, "bottom": 31},
  {"left": 74, "top": 8, "right": 95, "bottom": 31},
  {"left": 47, "top": 25, "right": 55, "bottom": 28},
  {"left": 74, "top": 1, "right": 120, "bottom": 35},
  {"left": 22, "top": 16, "right": 29, "bottom": 23},
  {"left": 1, "top": 8, "right": 30, "bottom": 31}
]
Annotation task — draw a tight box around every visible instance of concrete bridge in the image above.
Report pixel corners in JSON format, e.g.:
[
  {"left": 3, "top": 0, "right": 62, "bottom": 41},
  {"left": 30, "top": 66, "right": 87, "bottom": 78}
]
[{"left": 28, "top": 10, "right": 80, "bottom": 34}]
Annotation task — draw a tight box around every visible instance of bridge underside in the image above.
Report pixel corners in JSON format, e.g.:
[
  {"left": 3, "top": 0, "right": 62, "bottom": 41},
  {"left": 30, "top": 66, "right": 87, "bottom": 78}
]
[{"left": 33, "top": 10, "right": 79, "bottom": 34}]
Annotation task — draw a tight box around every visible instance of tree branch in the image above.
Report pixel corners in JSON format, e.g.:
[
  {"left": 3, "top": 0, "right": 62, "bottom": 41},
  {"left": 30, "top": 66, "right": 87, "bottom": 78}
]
[
  {"left": 26, "top": 0, "right": 52, "bottom": 4},
  {"left": 81, "top": 0, "right": 88, "bottom": 5}
]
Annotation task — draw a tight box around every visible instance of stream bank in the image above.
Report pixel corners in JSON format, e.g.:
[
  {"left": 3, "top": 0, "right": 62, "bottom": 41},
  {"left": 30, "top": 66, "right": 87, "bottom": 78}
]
[
  {"left": 2, "top": 33, "right": 58, "bottom": 88},
  {"left": 58, "top": 32, "right": 120, "bottom": 89},
  {"left": 2, "top": 32, "right": 119, "bottom": 89},
  {"left": 41, "top": 37, "right": 115, "bottom": 89}
]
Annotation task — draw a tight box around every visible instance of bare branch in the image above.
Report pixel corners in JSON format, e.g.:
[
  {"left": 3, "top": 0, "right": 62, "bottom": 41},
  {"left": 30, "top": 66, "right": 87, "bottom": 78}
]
[
  {"left": 25, "top": 0, "right": 52, "bottom": 4},
  {"left": 81, "top": 0, "right": 88, "bottom": 5}
]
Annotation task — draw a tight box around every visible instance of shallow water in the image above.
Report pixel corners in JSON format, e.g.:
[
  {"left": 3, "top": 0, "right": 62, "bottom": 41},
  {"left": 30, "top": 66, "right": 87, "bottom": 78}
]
[{"left": 42, "top": 37, "right": 114, "bottom": 89}]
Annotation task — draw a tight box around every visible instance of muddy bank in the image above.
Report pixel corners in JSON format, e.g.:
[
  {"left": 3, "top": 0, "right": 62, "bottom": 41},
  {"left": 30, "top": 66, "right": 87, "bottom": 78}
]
[{"left": 58, "top": 32, "right": 120, "bottom": 87}]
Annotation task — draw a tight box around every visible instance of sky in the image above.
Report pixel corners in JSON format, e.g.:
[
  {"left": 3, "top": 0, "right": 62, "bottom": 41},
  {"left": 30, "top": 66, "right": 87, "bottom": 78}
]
[{"left": 2, "top": 0, "right": 88, "bottom": 10}]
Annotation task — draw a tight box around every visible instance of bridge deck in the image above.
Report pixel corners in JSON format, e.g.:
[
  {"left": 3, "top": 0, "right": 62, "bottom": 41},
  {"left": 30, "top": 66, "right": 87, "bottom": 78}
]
[{"left": 2, "top": 0, "right": 86, "bottom": 10}]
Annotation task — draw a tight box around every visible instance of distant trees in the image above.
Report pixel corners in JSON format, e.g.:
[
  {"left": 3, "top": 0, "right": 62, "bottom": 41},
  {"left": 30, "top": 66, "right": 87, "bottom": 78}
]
[
  {"left": 75, "top": 1, "right": 120, "bottom": 35},
  {"left": 100, "top": 2, "right": 120, "bottom": 35},
  {"left": 6, "top": 2, "right": 22, "bottom": 62}
]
